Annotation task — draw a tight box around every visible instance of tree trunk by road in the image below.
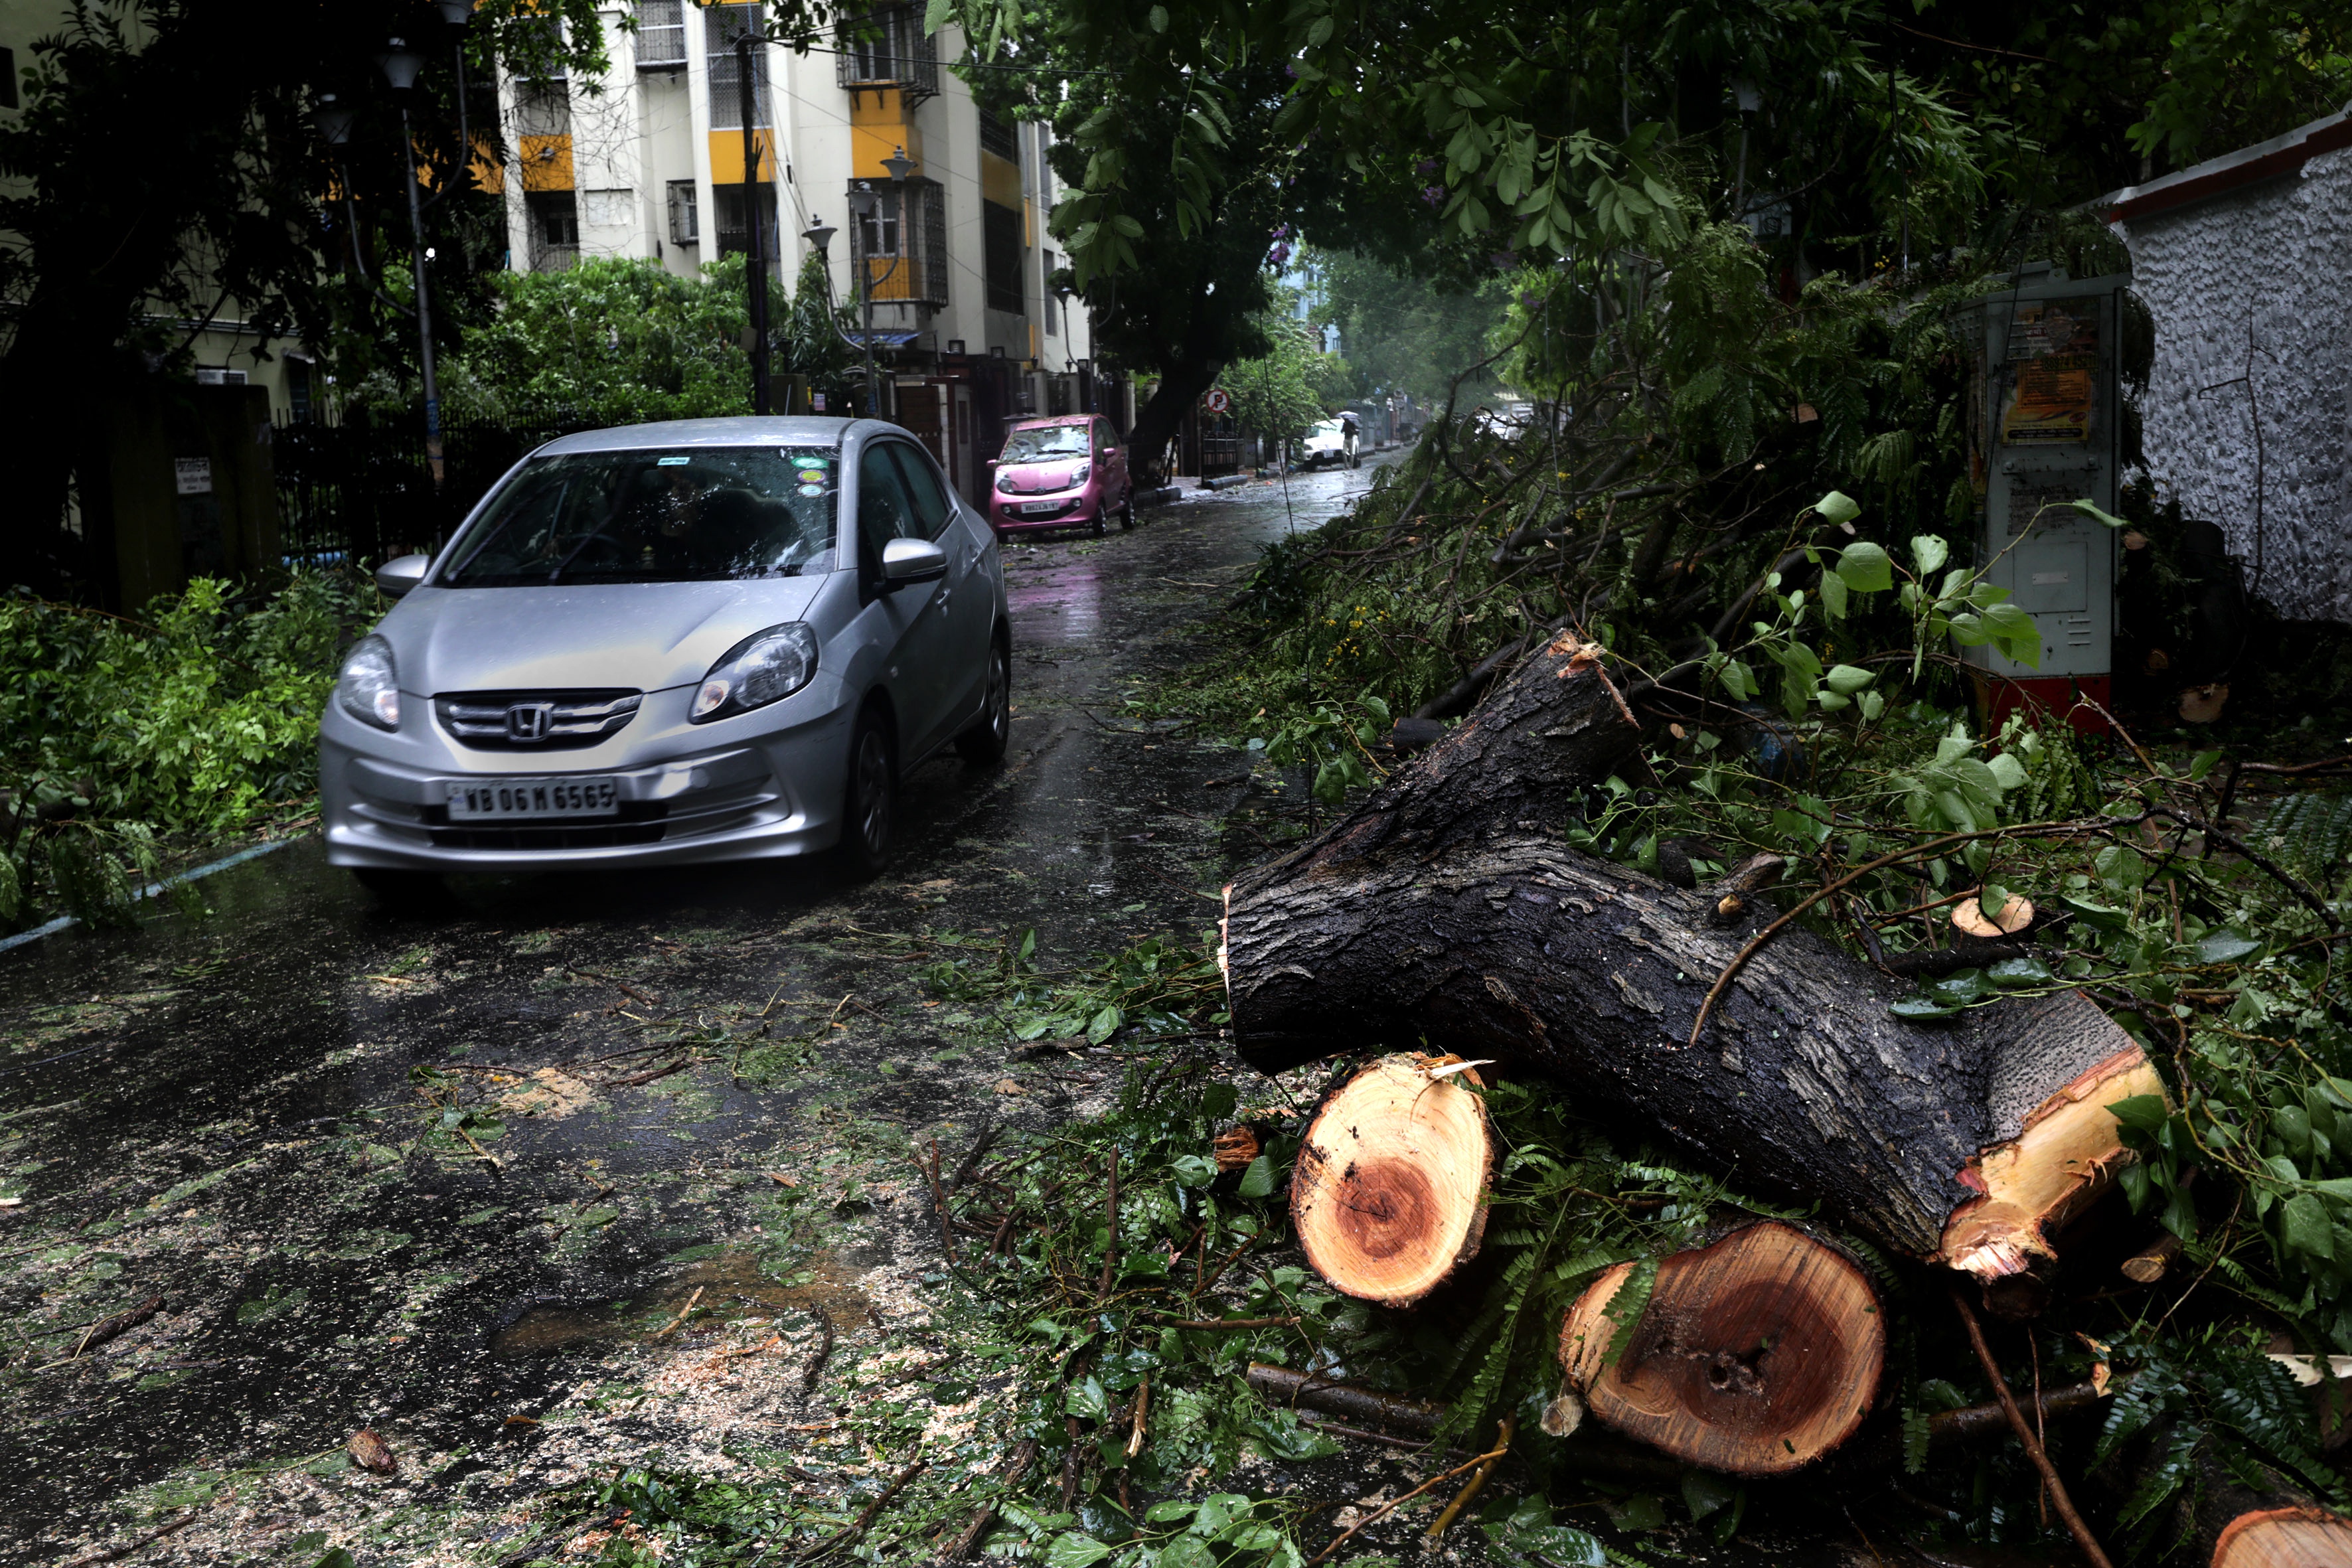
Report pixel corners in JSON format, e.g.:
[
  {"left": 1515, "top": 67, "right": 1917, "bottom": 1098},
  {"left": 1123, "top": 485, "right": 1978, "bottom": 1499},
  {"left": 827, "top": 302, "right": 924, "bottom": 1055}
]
[
  {"left": 1125, "top": 359, "right": 1221, "bottom": 485},
  {"left": 1220, "top": 635, "right": 2161, "bottom": 1284}
]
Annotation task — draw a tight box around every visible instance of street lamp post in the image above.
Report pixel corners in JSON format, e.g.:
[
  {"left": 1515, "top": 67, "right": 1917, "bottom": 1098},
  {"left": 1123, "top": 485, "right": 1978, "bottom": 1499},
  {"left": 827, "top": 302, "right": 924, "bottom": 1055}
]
[{"left": 338, "top": 3, "right": 475, "bottom": 498}]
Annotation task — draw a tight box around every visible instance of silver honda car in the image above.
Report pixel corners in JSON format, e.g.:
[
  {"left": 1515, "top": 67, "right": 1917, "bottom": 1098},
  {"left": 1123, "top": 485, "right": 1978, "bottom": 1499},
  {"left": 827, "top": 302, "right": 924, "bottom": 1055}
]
[{"left": 319, "top": 416, "right": 1010, "bottom": 899}]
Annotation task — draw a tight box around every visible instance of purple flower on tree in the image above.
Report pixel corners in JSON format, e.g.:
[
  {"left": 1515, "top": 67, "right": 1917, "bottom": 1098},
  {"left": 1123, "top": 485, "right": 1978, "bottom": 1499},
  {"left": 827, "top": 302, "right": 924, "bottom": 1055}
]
[{"left": 1419, "top": 185, "right": 1447, "bottom": 207}]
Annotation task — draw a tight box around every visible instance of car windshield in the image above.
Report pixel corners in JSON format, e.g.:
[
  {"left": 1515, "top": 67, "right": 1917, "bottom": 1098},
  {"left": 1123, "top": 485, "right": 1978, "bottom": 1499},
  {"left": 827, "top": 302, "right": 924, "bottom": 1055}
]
[
  {"left": 439, "top": 447, "right": 841, "bottom": 587},
  {"left": 1000, "top": 425, "right": 1090, "bottom": 463},
  {"left": 1310, "top": 419, "right": 1346, "bottom": 437}
]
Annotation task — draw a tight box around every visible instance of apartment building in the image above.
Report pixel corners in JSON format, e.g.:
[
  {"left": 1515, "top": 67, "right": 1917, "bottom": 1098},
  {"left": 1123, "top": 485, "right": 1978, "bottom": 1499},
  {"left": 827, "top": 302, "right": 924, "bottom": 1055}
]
[{"left": 491, "top": 1, "right": 1120, "bottom": 501}]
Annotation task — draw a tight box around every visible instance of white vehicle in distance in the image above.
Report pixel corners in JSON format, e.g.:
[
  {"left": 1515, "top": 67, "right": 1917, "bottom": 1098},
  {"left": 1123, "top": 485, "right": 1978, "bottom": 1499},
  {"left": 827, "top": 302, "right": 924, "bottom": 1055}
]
[{"left": 1298, "top": 414, "right": 1360, "bottom": 469}]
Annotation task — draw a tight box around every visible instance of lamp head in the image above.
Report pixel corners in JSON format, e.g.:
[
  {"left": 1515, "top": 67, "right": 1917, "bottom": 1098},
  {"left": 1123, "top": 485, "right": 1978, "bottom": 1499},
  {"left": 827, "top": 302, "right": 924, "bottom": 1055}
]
[
  {"left": 433, "top": 0, "right": 476, "bottom": 26},
  {"left": 802, "top": 217, "right": 837, "bottom": 257},
  {"left": 374, "top": 37, "right": 428, "bottom": 91},
  {"left": 882, "top": 145, "right": 915, "bottom": 184},
  {"left": 846, "top": 182, "right": 877, "bottom": 220},
  {"left": 312, "top": 92, "right": 358, "bottom": 147}
]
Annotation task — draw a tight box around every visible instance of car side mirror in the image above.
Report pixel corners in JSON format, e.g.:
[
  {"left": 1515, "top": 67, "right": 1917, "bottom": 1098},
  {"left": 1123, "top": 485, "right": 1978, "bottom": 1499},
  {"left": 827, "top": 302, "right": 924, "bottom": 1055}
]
[
  {"left": 375, "top": 553, "right": 430, "bottom": 597},
  {"left": 881, "top": 536, "right": 947, "bottom": 589},
  {"left": 985, "top": 457, "right": 999, "bottom": 469}
]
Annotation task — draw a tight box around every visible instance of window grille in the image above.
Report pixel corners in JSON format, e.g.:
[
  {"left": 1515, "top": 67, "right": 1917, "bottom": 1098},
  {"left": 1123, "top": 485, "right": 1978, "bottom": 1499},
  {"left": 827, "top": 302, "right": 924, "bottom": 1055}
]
[
  {"left": 850, "top": 179, "right": 948, "bottom": 306},
  {"left": 637, "top": 0, "right": 687, "bottom": 68},
  {"left": 834, "top": 8, "right": 938, "bottom": 104},
  {"left": 667, "top": 180, "right": 699, "bottom": 245},
  {"left": 706, "top": 3, "right": 771, "bottom": 129},
  {"left": 977, "top": 104, "right": 1018, "bottom": 162}
]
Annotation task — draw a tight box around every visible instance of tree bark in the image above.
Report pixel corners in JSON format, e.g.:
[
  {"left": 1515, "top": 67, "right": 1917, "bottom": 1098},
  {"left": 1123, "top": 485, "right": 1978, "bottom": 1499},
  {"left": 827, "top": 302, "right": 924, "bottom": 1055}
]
[
  {"left": 1557, "top": 1221, "right": 1884, "bottom": 1476},
  {"left": 1221, "top": 636, "right": 2163, "bottom": 1283},
  {"left": 1291, "top": 1055, "right": 1492, "bottom": 1308},
  {"left": 1125, "top": 359, "right": 1222, "bottom": 486}
]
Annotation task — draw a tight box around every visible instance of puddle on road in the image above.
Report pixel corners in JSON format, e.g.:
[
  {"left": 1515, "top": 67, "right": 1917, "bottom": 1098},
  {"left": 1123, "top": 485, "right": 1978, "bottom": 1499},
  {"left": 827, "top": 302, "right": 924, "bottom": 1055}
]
[{"left": 493, "top": 1247, "right": 872, "bottom": 1356}]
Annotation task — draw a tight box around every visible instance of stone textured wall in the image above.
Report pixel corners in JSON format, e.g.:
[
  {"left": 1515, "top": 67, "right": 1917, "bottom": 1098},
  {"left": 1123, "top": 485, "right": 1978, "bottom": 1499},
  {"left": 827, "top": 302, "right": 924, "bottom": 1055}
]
[{"left": 2118, "top": 146, "right": 2352, "bottom": 624}]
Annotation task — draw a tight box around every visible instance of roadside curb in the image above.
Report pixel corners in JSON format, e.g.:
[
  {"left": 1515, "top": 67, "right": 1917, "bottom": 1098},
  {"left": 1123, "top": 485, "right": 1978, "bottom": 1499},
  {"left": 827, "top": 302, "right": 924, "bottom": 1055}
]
[
  {"left": 0, "top": 834, "right": 308, "bottom": 957},
  {"left": 1200, "top": 475, "right": 1250, "bottom": 492},
  {"left": 1132, "top": 486, "right": 1184, "bottom": 509}
]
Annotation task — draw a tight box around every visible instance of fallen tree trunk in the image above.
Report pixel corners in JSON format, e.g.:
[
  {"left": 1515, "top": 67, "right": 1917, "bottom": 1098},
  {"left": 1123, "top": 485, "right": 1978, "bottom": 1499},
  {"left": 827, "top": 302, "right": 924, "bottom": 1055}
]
[
  {"left": 1557, "top": 1221, "right": 1884, "bottom": 1475},
  {"left": 1222, "top": 635, "right": 2163, "bottom": 1285},
  {"left": 1291, "top": 1055, "right": 1492, "bottom": 1308}
]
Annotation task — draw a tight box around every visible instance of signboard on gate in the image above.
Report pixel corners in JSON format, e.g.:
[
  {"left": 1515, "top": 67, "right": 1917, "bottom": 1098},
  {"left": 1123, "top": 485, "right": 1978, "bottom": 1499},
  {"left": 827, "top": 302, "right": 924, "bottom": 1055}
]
[{"left": 1204, "top": 388, "right": 1231, "bottom": 415}]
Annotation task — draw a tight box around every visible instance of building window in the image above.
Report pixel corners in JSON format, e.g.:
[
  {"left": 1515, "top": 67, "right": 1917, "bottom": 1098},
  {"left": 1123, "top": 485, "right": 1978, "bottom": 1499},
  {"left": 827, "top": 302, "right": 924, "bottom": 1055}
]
[
  {"left": 0, "top": 48, "right": 17, "bottom": 111},
  {"left": 714, "top": 184, "right": 779, "bottom": 269},
  {"left": 977, "top": 104, "right": 1018, "bottom": 163},
  {"left": 526, "top": 190, "right": 580, "bottom": 272},
  {"left": 287, "top": 361, "right": 313, "bottom": 422},
  {"left": 983, "top": 200, "right": 1023, "bottom": 315},
  {"left": 835, "top": 7, "right": 938, "bottom": 104},
  {"left": 667, "top": 180, "right": 700, "bottom": 246},
  {"left": 505, "top": 16, "right": 567, "bottom": 83},
  {"left": 706, "top": 3, "right": 771, "bottom": 129},
  {"left": 637, "top": 0, "right": 688, "bottom": 69},
  {"left": 852, "top": 179, "right": 947, "bottom": 305},
  {"left": 515, "top": 81, "right": 572, "bottom": 138},
  {"left": 1042, "top": 249, "right": 1059, "bottom": 336}
]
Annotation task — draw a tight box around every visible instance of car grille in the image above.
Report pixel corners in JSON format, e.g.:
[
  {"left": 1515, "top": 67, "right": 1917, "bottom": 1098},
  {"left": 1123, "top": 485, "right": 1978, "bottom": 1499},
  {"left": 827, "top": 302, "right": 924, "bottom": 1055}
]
[{"left": 435, "top": 690, "right": 643, "bottom": 750}]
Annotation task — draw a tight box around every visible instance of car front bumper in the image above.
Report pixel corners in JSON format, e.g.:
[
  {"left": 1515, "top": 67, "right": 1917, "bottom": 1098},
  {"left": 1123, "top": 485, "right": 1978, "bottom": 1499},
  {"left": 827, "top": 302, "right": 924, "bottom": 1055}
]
[
  {"left": 320, "top": 680, "right": 855, "bottom": 872},
  {"left": 990, "top": 487, "right": 1097, "bottom": 530}
]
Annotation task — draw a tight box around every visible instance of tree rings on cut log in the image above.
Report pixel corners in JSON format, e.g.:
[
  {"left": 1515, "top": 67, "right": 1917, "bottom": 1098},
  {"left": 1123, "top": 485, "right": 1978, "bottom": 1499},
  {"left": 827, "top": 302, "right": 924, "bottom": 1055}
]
[
  {"left": 2213, "top": 1506, "right": 2352, "bottom": 1568},
  {"left": 1557, "top": 1221, "right": 1883, "bottom": 1476},
  {"left": 1953, "top": 890, "right": 2033, "bottom": 937},
  {"left": 1291, "top": 1055, "right": 1492, "bottom": 1308}
]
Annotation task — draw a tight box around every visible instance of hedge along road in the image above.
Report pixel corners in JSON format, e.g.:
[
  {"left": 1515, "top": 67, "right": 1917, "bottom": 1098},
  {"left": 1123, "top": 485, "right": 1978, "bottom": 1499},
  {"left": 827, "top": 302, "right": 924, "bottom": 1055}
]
[{"left": 0, "top": 455, "right": 1399, "bottom": 1563}]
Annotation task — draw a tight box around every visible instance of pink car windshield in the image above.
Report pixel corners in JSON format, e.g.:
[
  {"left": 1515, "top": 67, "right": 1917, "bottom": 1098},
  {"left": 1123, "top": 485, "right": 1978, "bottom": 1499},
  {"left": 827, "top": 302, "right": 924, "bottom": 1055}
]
[{"left": 1000, "top": 426, "right": 1091, "bottom": 463}]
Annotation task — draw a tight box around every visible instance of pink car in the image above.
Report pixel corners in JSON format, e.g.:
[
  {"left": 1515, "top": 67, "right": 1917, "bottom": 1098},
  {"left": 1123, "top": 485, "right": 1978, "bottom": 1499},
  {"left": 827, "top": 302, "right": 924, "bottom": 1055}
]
[{"left": 988, "top": 415, "right": 1133, "bottom": 538}]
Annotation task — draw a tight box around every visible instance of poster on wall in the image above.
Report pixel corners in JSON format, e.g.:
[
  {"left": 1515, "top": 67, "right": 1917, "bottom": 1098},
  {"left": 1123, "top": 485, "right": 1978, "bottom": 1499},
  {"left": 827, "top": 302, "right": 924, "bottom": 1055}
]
[{"left": 1999, "top": 298, "right": 2099, "bottom": 445}]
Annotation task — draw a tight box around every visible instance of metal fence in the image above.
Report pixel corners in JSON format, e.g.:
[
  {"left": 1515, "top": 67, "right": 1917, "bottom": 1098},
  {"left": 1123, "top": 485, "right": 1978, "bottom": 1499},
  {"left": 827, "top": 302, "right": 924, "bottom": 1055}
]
[{"left": 273, "top": 409, "right": 600, "bottom": 568}]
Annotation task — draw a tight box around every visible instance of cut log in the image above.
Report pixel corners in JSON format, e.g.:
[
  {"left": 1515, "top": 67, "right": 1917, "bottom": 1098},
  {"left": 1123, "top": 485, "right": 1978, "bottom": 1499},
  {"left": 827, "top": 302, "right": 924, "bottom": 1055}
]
[
  {"left": 1290, "top": 1055, "right": 1493, "bottom": 1308},
  {"left": 2214, "top": 1506, "right": 2352, "bottom": 1568},
  {"left": 1556, "top": 1222, "right": 1883, "bottom": 1476},
  {"left": 1221, "top": 635, "right": 2164, "bottom": 1285}
]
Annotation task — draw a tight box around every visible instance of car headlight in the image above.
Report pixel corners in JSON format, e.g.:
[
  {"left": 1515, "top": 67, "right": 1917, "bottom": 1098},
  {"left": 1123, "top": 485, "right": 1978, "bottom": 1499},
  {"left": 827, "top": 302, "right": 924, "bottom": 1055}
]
[
  {"left": 335, "top": 634, "right": 402, "bottom": 730},
  {"left": 692, "top": 623, "right": 819, "bottom": 722},
  {"left": 995, "top": 470, "right": 1018, "bottom": 494}
]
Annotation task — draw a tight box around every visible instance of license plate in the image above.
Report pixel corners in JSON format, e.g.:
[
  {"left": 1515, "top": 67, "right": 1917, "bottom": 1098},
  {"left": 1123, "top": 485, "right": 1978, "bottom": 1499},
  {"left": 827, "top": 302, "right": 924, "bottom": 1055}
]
[
  {"left": 1019, "top": 500, "right": 1063, "bottom": 515},
  {"left": 447, "top": 777, "right": 620, "bottom": 821}
]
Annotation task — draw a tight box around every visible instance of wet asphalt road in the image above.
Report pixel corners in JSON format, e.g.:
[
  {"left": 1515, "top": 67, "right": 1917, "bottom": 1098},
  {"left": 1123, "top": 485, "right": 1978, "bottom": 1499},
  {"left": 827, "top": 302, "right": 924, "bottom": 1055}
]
[{"left": 0, "top": 461, "right": 1394, "bottom": 1563}]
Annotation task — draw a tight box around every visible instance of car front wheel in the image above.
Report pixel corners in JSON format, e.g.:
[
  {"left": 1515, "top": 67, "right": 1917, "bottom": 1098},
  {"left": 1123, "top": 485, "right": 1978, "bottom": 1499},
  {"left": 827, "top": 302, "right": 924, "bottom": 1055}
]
[{"left": 838, "top": 706, "right": 896, "bottom": 878}]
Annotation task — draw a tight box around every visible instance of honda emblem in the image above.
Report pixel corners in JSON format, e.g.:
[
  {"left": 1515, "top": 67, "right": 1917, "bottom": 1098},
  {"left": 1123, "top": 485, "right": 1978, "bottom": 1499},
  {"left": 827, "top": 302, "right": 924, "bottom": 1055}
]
[{"left": 507, "top": 702, "right": 556, "bottom": 742}]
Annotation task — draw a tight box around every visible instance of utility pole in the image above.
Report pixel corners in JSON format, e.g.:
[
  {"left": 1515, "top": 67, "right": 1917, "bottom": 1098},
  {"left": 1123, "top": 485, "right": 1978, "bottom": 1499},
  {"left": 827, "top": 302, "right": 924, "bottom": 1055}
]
[
  {"left": 396, "top": 102, "right": 444, "bottom": 489},
  {"left": 736, "top": 16, "right": 770, "bottom": 414}
]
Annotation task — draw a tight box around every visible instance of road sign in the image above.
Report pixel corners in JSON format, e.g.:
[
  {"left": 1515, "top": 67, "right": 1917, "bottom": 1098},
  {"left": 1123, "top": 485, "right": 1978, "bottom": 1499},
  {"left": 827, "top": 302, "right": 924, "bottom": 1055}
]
[{"left": 1204, "top": 389, "right": 1231, "bottom": 415}]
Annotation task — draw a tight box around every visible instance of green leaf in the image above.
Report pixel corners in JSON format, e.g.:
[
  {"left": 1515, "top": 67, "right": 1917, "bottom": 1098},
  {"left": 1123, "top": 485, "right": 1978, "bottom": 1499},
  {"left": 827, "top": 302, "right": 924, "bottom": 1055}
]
[
  {"left": 1988, "top": 956, "right": 2055, "bottom": 988},
  {"left": 2189, "top": 748, "right": 2225, "bottom": 781},
  {"left": 1986, "top": 751, "right": 2027, "bottom": 790},
  {"left": 1824, "top": 663, "right": 1875, "bottom": 695},
  {"left": 1901, "top": 1408, "right": 1930, "bottom": 1474},
  {"left": 2059, "top": 894, "right": 2128, "bottom": 930},
  {"left": 1145, "top": 1502, "right": 1199, "bottom": 1525},
  {"left": 1236, "top": 1154, "right": 1275, "bottom": 1198},
  {"left": 2067, "top": 498, "right": 2132, "bottom": 530},
  {"left": 1681, "top": 1470, "right": 1737, "bottom": 1522},
  {"left": 1911, "top": 534, "right": 1950, "bottom": 575},
  {"left": 1046, "top": 1533, "right": 1114, "bottom": 1568},
  {"left": 1818, "top": 571, "right": 1848, "bottom": 620},
  {"left": 1928, "top": 969, "right": 1992, "bottom": 1006},
  {"left": 2195, "top": 930, "right": 2262, "bottom": 965},
  {"left": 1155, "top": 1538, "right": 1215, "bottom": 1568},
  {"left": 1835, "top": 541, "right": 1893, "bottom": 592},
  {"left": 2282, "top": 1193, "right": 2335, "bottom": 1259},
  {"left": 1813, "top": 491, "right": 1861, "bottom": 525}
]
